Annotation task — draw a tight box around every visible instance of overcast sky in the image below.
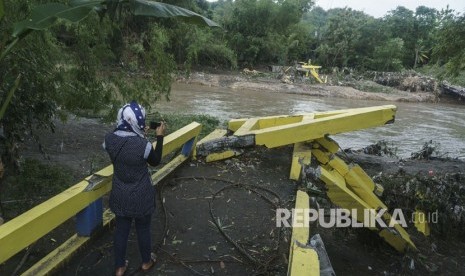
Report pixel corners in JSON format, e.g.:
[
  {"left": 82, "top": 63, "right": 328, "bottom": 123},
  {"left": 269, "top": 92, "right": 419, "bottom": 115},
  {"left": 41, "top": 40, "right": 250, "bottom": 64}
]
[{"left": 315, "top": 0, "right": 465, "bottom": 18}]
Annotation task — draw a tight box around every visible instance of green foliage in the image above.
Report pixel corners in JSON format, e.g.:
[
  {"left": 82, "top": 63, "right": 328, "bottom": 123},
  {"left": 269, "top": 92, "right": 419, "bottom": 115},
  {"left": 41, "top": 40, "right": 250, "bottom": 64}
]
[
  {"left": 383, "top": 6, "right": 416, "bottom": 67},
  {"left": 129, "top": 0, "right": 219, "bottom": 27},
  {"left": 304, "top": 5, "right": 459, "bottom": 72},
  {"left": 433, "top": 13, "right": 465, "bottom": 77},
  {"left": 0, "top": 27, "right": 63, "bottom": 167},
  {"left": 0, "top": 0, "right": 4, "bottom": 20},
  {"left": 185, "top": 27, "right": 237, "bottom": 69},
  {"left": 0, "top": 0, "right": 220, "bottom": 166},
  {"left": 2, "top": 159, "right": 73, "bottom": 214},
  {"left": 352, "top": 18, "right": 386, "bottom": 70},
  {"left": 147, "top": 113, "right": 220, "bottom": 140},
  {"left": 286, "top": 23, "right": 313, "bottom": 62},
  {"left": 315, "top": 8, "right": 371, "bottom": 68},
  {"left": 11, "top": 0, "right": 219, "bottom": 40},
  {"left": 219, "top": 0, "right": 314, "bottom": 66},
  {"left": 417, "top": 64, "right": 465, "bottom": 87},
  {"left": 371, "top": 38, "right": 405, "bottom": 71},
  {"left": 12, "top": 1, "right": 97, "bottom": 38}
]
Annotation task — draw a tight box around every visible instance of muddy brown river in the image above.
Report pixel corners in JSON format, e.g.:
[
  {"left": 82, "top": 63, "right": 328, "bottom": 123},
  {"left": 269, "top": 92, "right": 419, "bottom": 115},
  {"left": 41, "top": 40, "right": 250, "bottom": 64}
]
[{"left": 156, "top": 83, "right": 465, "bottom": 158}]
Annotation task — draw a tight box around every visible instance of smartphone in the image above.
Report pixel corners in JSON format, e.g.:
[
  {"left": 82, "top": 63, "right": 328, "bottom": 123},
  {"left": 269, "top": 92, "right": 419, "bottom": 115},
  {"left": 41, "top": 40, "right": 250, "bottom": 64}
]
[{"left": 149, "top": 121, "right": 161, "bottom": 129}]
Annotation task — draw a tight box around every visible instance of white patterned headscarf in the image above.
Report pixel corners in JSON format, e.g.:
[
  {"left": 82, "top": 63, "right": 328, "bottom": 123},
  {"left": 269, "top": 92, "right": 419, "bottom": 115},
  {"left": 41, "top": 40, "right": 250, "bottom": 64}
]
[{"left": 116, "top": 100, "right": 146, "bottom": 137}]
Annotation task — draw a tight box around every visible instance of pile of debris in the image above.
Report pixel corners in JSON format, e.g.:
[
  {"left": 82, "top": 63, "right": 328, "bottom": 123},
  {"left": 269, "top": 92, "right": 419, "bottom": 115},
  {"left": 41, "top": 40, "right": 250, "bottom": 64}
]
[
  {"left": 367, "top": 71, "right": 439, "bottom": 93},
  {"left": 379, "top": 171, "right": 465, "bottom": 239},
  {"left": 441, "top": 81, "right": 465, "bottom": 100}
]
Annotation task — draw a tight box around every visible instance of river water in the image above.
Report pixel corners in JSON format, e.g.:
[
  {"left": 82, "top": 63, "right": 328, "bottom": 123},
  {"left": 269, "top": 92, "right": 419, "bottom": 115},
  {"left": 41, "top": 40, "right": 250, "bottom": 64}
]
[{"left": 156, "top": 83, "right": 465, "bottom": 158}]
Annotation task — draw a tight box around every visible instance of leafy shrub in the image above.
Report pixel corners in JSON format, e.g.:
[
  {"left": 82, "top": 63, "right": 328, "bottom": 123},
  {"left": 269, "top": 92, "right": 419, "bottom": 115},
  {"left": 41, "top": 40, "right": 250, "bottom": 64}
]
[
  {"left": 2, "top": 159, "right": 73, "bottom": 216},
  {"left": 185, "top": 28, "right": 237, "bottom": 69},
  {"left": 147, "top": 113, "right": 220, "bottom": 140}
]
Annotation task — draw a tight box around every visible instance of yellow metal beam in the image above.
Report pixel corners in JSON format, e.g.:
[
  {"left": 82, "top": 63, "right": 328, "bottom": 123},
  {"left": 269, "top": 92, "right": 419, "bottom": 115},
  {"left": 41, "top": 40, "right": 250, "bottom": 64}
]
[
  {"left": 314, "top": 137, "right": 340, "bottom": 154},
  {"left": 344, "top": 170, "right": 387, "bottom": 210},
  {"left": 291, "top": 190, "right": 310, "bottom": 244},
  {"left": 22, "top": 209, "right": 115, "bottom": 276},
  {"left": 413, "top": 210, "right": 431, "bottom": 237},
  {"left": 0, "top": 179, "right": 111, "bottom": 264},
  {"left": 233, "top": 118, "right": 259, "bottom": 136},
  {"left": 24, "top": 234, "right": 87, "bottom": 275},
  {"left": 311, "top": 149, "right": 330, "bottom": 165},
  {"left": 309, "top": 69, "right": 323, "bottom": 84},
  {"left": 257, "top": 116, "right": 304, "bottom": 129},
  {"left": 197, "top": 129, "right": 228, "bottom": 145},
  {"left": 239, "top": 105, "right": 396, "bottom": 148},
  {"left": 229, "top": 105, "right": 392, "bottom": 137},
  {"left": 327, "top": 156, "right": 349, "bottom": 176},
  {"left": 317, "top": 166, "right": 416, "bottom": 252},
  {"left": 287, "top": 190, "right": 319, "bottom": 276},
  {"left": 228, "top": 119, "right": 247, "bottom": 132},
  {"left": 229, "top": 115, "right": 288, "bottom": 132},
  {"left": 290, "top": 143, "right": 312, "bottom": 181},
  {"left": 23, "top": 151, "right": 191, "bottom": 275},
  {"left": 378, "top": 224, "right": 417, "bottom": 252},
  {"left": 228, "top": 114, "right": 314, "bottom": 132},
  {"left": 349, "top": 165, "right": 384, "bottom": 196},
  {"left": 157, "top": 122, "right": 202, "bottom": 158},
  {"left": 348, "top": 164, "right": 375, "bottom": 191},
  {"left": 206, "top": 150, "right": 239, "bottom": 162},
  {"left": 152, "top": 154, "right": 189, "bottom": 185},
  {"left": 288, "top": 242, "right": 320, "bottom": 276}
]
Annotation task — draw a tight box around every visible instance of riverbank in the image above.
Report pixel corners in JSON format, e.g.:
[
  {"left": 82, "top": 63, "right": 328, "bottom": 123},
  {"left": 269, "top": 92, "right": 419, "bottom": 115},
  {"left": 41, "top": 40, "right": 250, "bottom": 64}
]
[{"left": 177, "top": 71, "right": 438, "bottom": 103}]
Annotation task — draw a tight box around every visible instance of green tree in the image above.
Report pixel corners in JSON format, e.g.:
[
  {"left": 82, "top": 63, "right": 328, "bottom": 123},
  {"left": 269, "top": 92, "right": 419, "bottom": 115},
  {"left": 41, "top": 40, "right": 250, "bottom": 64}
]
[
  {"left": 302, "top": 6, "right": 327, "bottom": 40},
  {"left": 433, "top": 13, "right": 465, "bottom": 76},
  {"left": 383, "top": 6, "right": 440, "bottom": 68},
  {"left": 413, "top": 6, "right": 438, "bottom": 68},
  {"left": 184, "top": 26, "right": 237, "bottom": 69},
  {"left": 219, "top": 0, "right": 313, "bottom": 66},
  {"left": 0, "top": 0, "right": 219, "bottom": 216},
  {"left": 316, "top": 8, "right": 370, "bottom": 68},
  {"left": 353, "top": 17, "right": 387, "bottom": 70},
  {"left": 371, "top": 37, "right": 405, "bottom": 71},
  {"left": 383, "top": 6, "right": 416, "bottom": 67}
]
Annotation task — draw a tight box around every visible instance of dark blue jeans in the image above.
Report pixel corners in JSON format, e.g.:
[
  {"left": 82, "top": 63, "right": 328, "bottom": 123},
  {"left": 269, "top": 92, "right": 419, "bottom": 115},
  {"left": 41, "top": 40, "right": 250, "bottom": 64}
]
[{"left": 114, "top": 214, "right": 152, "bottom": 268}]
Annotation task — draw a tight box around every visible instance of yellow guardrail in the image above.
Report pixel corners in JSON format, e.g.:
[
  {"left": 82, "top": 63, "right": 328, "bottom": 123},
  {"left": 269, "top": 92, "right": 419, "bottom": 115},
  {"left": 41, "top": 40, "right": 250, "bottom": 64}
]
[
  {"left": 228, "top": 105, "right": 397, "bottom": 148},
  {"left": 0, "top": 122, "right": 202, "bottom": 271},
  {"left": 287, "top": 190, "right": 319, "bottom": 276}
]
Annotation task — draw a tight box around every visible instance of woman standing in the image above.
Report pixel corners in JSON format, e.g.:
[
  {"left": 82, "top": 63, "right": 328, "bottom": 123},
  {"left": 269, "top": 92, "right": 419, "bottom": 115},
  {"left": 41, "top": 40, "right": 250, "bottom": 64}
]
[{"left": 103, "top": 101, "right": 166, "bottom": 276}]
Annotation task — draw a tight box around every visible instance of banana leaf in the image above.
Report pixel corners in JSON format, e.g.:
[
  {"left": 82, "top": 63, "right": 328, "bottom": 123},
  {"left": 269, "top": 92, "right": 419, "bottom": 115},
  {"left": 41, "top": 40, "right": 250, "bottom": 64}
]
[
  {"left": 13, "top": 1, "right": 100, "bottom": 38},
  {"left": 13, "top": 0, "right": 219, "bottom": 38},
  {"left": 130, "top": 0, "right": 219, "bottom": 27},
  {"left": 0, "top": 0, "right": 4, "bottom": 20}
]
